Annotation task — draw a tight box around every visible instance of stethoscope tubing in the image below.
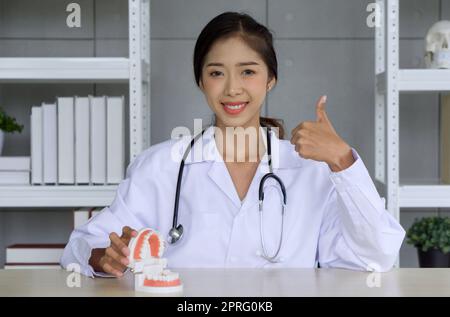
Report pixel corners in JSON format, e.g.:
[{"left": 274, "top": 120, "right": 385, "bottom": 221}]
[{"left": 168, "top": 125, "right": 287, "bottom": 263}]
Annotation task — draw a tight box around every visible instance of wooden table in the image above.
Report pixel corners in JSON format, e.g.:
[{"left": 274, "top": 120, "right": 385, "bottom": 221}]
[{"left": 0, "top": 268, "right": 449, "bottom": 297}]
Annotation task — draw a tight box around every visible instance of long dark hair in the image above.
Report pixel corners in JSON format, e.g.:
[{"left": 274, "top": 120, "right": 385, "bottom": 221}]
[{"left": 193, "top": 11, "right": 285, "bottom": 139}]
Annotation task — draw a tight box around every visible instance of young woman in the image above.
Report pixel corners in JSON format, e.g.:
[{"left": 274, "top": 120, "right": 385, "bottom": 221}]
[{"left": 61, "top": 12, "right": 405, "bottom": 278}]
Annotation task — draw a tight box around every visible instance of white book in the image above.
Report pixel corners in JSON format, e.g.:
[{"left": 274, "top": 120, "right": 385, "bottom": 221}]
[
  {"left": 42, "top": 103, "right": 57, "bottom": 184},
  {"left": 31, "top": 106, "right": 43, "bottom": 184},
  {"left": 74, "top": 97, "right": 90, "bottom": 184},
  {"left": 6, "top": 244, "right": 65, "bottom": 263},
  {"left": 0, "top": 171, "right": 30, "bottom": 185},
  {"left": 0, "top": 156, "right": 30, "bottom": 171},
  {"left": 57, "top": 97, "right": 75, "bottom": 184},
  {"left": 90, "top": 96, "right": 107, "bottom": 184},
  {"left": 106, "top": 96, "right": 125, "bottom": 184}
]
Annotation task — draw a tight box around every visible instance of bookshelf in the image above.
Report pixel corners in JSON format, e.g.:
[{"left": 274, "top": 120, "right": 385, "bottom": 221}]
[
  {"left": 0, "top": 58, "right": 130, "bottom": 83},
  {"left": 375, "top": 0, "right": 450, "bottom": 267},
  {"left": 0, "top": 185, "right": 117, "bottom": 208},
  {"left": 0, "top": 0, "right": 150, "bottom": 208}
]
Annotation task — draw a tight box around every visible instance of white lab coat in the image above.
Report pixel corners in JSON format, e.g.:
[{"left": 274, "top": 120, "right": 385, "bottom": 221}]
[{"left": 61, "top": 126, "right": 405, "bottom": 277}]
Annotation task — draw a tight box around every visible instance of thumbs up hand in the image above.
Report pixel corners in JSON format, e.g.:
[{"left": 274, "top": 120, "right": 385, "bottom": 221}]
[{"left": 290, "top": 95, "right": 355, "bottom": 172}]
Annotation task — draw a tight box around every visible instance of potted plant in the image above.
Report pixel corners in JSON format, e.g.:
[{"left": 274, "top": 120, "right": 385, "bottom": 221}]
[
  {"left": 406, "top": 216, "right": 450, "bottom": 267},
  {"left": 0, "top": 107, "right": 24, "bottom": 155}
]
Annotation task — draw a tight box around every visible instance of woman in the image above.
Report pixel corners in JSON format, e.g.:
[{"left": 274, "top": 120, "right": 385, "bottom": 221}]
[{"left": 61, "top": 12, "right": 405, "bottom": 278}]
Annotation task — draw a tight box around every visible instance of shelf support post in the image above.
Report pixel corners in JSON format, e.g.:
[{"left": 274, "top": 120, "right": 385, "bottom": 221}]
[
  {"left": 385, "top": 0, "right": 400, "bottom": 222},
  {"left": 129, "top": 0, "right": 151, "bottom": 162},
  {"left": 375, "top": 0, "right": 386, "bottom": 184}
]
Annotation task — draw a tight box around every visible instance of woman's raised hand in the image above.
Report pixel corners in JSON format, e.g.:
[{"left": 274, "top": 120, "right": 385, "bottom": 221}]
[{"left": 290, "top": 95, "right": 355, "bottom": 172}]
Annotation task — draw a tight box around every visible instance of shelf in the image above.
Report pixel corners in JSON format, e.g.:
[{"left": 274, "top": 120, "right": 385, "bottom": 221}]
[
  {"left": 0, "top": 0, "right": 150, "bottom": 209},
  {"left": 377, "top": 69, "right": 450, "bottom": 93},
  {"left": 398, "top": 69, "right": 450, "bottom": 91},
  {"left": 0, "top": 185, "right": 118, "bottom": 207},
  {"left": 0, "top": 58, "right": 130, "bottom": 83},
  {"left": 399, "top": 185, "right": 450, "bottom": 208}
]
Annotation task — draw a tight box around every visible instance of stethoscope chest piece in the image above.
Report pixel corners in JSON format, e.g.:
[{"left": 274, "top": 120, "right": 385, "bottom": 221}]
[{"left": 168, "top": 224, "right": 184, "bottom": 244}]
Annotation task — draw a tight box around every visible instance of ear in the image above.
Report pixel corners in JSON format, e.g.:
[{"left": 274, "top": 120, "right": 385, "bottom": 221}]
[
  {"left": 267, "top": 76, "right": 276, "bottom": 91},
  {"left": 199, "top": 78, "right": 205, "bottom": 92}
]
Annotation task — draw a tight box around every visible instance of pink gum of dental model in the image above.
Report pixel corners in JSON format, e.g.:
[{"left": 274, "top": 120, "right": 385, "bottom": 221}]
[{"left": 128, "top": 228, "right": 165, "bottom": 263}]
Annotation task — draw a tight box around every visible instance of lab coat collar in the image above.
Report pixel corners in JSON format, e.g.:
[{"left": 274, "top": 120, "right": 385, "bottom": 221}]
[
  {"left": 181, "top": 125, "right": 303, "bottom": 170},
  {"left": 176, "top": 125, "right": 302, "bottom": 211}
]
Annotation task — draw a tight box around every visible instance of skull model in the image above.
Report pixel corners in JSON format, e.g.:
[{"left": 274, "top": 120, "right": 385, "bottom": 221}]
[{"left": 425, "top": 20, "right": 450, "bottom": 69}]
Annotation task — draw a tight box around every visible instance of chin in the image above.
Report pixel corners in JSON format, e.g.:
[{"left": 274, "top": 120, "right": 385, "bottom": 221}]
[{"left": 217, "top": 116, "right": 255, "bottom": 129}]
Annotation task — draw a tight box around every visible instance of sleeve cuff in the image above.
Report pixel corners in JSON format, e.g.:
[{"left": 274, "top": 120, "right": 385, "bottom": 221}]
[
  {"left": 328, "top": 149, "right": 371, "bottom": 189},
  {"left": 75, "top": 237, "right": 117, "bottom": 278}
]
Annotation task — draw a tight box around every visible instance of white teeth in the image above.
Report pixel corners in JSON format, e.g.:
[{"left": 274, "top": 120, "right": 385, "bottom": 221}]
[
  {"left": 138, "top": 232, "right": 151, "bottom": 259},
  {"left": 145, "top": 269, "right": 178, "bottom": 282},
  {"left": 224, "top": 103, "right": 246, "bottom": 110}
]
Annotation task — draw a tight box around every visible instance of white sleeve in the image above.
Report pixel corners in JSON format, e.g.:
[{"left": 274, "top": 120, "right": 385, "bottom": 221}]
[
  {"left": 60, "top": 160, "right": 150, "bottom": 278},
  {"left": 317, "top": 149, "right": 406, "bottom": 272}
]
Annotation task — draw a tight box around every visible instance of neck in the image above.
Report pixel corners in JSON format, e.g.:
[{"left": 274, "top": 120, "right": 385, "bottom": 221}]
[{"left": 214, "top": 119, "right": 267, "bottom": 164}]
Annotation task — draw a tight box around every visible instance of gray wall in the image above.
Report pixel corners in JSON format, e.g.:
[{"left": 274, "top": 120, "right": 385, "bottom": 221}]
[{"left": 0, "top": 0, "right": 448, "bottom": 268}]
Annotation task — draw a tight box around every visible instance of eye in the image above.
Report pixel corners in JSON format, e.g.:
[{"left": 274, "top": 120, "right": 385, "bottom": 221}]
[
  {"left": 209, "top": 71, "right": 223, "bottom": 77},
  {"left": 243, "top": 69, "right": 255, "bottom": 76}
]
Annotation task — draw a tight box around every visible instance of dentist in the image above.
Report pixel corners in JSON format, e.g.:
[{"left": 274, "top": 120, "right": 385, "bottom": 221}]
[{"left": 61, "top": 11, "right": 405, "bottom": 278}]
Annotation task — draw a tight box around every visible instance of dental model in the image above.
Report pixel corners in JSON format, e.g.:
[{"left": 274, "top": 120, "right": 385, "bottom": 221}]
[{"left": 127, "top": 228, "right": 183, "bottom": 294}]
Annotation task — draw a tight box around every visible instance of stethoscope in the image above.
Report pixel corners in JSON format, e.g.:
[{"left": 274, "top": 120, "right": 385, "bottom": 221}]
[{"left": 167, "top": 126, "right": 287, "bottom": 263}]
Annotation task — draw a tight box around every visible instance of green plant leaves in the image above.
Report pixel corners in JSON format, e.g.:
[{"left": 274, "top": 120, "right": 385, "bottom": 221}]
[
  {"left": 406, "top": 216, "right": 450, "bottom": 254},
  {"left": 0, "top": 108, "right": 23, "bottom": 133}
]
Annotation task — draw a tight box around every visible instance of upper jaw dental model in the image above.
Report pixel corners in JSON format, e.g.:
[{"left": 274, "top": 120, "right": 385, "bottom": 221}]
[{"left": 127, "top": 228, "right": 183, "bottom": 294}]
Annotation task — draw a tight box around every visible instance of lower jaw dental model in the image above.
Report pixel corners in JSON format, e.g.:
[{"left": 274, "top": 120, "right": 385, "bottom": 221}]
[{"left": 127, "top": 228, "right": 183, "bottom": 294}]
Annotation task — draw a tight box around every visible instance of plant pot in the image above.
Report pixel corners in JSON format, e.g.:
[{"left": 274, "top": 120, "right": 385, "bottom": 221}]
[
  {"left": 0, "top": 129, "right": 4, "bottom": 156},
  {"left": 417, "top": 248, "right": 450, "bottom": 267}
]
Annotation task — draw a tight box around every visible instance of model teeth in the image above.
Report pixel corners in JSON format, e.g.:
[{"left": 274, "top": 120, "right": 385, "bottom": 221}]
[
  {"left": 130, "top": 228, "right": 182, "bottom": 292},
  {"left": 137, "top": 231, "right": 164, "bottom": 259},
  {"left": 140, "top": 233, "right": 151, "bottom": 258},
  {"left": 144, "top": 268, "right": 179, "bottom": 282},
  {"left": 145, "top": 270, "right": 179, "bottom": 282}
]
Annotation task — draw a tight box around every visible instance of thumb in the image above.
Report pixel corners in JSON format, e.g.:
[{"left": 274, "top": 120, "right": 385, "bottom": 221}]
[{"left": 316, "top": 95, "right": 328, "bottom": 123}]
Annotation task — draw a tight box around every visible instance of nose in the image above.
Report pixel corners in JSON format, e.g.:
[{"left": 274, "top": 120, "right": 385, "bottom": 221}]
[{"left": 225, "top": 74, "right": 243, "bottom": 96}]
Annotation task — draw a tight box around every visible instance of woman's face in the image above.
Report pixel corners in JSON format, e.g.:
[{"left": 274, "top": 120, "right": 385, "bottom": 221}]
[{"left": 199, "top": 36, "right": 275, "bottom": 129}]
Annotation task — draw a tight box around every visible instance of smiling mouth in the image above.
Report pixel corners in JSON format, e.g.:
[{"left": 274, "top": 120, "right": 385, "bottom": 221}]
[{"left": 221, "top": 102, "right": 248, "bottom": 115}]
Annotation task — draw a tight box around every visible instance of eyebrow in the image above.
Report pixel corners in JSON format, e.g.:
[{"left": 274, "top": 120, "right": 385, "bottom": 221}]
[{"left": 205, "top": 61, "right": 260, "bottom": 67}]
